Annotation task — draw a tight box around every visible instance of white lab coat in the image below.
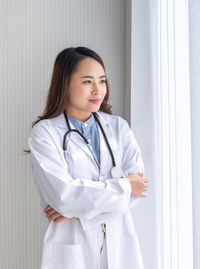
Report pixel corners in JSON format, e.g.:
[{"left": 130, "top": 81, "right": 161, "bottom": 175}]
[{"left": 28, "top": 111, "right": 145, "bottom": 269}]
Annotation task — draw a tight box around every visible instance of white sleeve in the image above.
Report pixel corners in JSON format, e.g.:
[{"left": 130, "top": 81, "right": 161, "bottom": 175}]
[
  {"left": 28, "top": 123, "right": 132, "bottom": 222},
  {"left": 121, "top": 120, "right": 145, "bottom": 208},
  {"left": 79, "top": 119, "right": 145, "bottom": 230}
]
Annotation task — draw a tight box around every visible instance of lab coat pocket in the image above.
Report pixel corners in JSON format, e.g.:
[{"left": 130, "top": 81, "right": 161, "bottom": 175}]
[
  {"left": 116, "top": 234, "right": 144, "bottom": 269},
  {"left": 41, "top": 243, "right": 84, "bottom": 269}
]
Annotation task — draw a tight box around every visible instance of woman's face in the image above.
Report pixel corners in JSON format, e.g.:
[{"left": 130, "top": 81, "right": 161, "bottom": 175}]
[{"left": 66, "top": 57, "right": 107, "bottom": 121}]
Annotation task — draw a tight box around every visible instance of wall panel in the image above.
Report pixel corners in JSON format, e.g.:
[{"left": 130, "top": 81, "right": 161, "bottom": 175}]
[{"left": 0, "top": 1, "right": 126, "bottom": 268}]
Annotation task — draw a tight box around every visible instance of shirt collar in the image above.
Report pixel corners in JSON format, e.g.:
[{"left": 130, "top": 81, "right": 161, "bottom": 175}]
[
  {"left": 67, "top": 113, "right": 95, "bottom": 131},
  {"left": 50, "top": 111, "right": 112, "bottom": 128}
]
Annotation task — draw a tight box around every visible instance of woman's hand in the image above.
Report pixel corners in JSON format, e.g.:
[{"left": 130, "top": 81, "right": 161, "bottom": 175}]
[
  {"left": 45, "top": 205, "right": 72, "bottom": 223},
  {"left": 126, "top": 172, "right": 148, "bottom": 198}
]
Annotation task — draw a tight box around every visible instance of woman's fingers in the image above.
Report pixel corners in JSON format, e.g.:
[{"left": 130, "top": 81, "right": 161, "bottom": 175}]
[
  {"left": 45, "top": 206, "right": 59, "bottom": 217},
  {"left": 45, "top": 205, "right": 52, "bottom": 213},
  {"left": 142, "top": 181, "right": 148, "bottom": 191},
  {"left": 137, "top": 193, "right": 146, "bottom": 198},
  {"left": 46, "top": 208, "right": 56, "bottom": 216},
  {"left": 54, "top": 216, "right": 70, "bottom": 223},
  {"left": 49, "top": 214, "right": 72, "bottom": 222},
  {"left": 47, "top": 211, "right": 71, "bottom": 222},
  {"left": 44, "top": 205, "right": 72, "bottom": 222},
  {"left": 143, "top": 182, "right": 148, "bottom": 188},
  {"left": 48, "top": 212, "right": 61, "bottom": 221}
]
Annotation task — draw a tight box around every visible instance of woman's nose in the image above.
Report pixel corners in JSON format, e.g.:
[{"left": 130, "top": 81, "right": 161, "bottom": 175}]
[{"left": 92, "top": 82, "right": 101, "bottom": 94}]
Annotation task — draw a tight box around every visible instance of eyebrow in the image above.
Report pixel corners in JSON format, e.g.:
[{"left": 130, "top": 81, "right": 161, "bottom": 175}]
[{"left": 80, "top": 75, "right": 106, "bottom": 79}]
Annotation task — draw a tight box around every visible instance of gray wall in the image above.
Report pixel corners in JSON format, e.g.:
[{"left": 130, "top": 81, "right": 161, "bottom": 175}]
[{"left": 0, "top": 0, "right": 155, "bottom": 268}]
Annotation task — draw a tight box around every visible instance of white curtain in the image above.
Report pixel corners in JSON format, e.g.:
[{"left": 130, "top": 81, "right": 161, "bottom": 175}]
[
  {"left": 189, "top": 1, "right": 200, "bottom": 268},
  {"left": 149, "top": 0, "right": 193, "bottom": 268}
]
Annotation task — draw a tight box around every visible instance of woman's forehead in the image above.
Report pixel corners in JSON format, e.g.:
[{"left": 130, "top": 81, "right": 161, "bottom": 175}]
[{"left": 75, "top": 57, "right": 105, "bottom": 76}]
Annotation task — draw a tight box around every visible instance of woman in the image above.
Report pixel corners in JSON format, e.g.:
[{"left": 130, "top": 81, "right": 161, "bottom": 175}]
[{"left": 28, "top": 46, "right": 148, "bottom": 269}]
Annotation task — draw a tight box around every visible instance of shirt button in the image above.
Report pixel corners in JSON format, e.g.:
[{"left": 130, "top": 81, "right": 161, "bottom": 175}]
[
  {"left": 88, "top": 139, "right": 91, "bottom": 143},
  {"left": 83, "top": 123, "right": 88, "bottom": 127}
]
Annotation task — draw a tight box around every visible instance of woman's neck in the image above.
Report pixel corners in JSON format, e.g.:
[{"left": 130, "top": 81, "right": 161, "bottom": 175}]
[{"left": 65, "top": 108, "right": 92, "bottom": 122}]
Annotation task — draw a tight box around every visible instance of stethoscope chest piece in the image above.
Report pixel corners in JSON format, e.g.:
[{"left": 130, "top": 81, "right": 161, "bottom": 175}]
[
  {"left": 111, "top": 166, "right": 123, "bottom": 179},
  {"left": 64, "top": 150, "right": 67, "bottom": 159}
]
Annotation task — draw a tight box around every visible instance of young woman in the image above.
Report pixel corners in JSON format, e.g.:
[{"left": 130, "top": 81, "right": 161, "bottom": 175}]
[{"left": 28, "top": 47, "right": 148, "bottom": 269}]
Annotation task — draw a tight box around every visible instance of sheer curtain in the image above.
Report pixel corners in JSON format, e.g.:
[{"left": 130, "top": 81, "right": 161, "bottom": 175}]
[
  {"left": 127, "top": 1, "right": 194, "bottom": 268},
  {"left": 189, "top": 1, "right": 200, "bottom": 268},
  {"left": 149, "top": 0, "right": 193, "bottom": 268},
  {"left": 127, "top": 0, "right": 197, "bottom": 268}
]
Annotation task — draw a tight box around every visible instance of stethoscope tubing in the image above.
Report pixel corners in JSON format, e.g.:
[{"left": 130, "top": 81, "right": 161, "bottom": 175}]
[
  {"left": 63, "top": 110, "right": 116, "bottom": 168},
  {"left": 93, "top": 113, "right": 116, "bottom": 167}
]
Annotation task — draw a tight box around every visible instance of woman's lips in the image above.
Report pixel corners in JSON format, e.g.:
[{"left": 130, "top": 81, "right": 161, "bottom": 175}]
[{"left": 89, "top": 99, "right": 101, "bottom": 104}]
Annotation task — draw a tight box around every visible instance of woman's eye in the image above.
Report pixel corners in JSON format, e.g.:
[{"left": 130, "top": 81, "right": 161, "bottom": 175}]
[
  {"left": 100, "top": 79, "right": 106, "bottom": 84},
  {"left": 83, "top": 80, "right": 91, "bottom": 84}
]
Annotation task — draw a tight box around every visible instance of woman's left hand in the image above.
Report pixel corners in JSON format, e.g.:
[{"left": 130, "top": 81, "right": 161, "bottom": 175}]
[{"left": 45, "top": 205, "right": 72, "bottom": 223}]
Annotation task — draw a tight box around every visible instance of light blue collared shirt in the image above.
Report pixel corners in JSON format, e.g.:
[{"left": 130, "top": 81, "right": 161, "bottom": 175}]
[{"left": 67, "top": 113, "right": 100, "bottom": 165}]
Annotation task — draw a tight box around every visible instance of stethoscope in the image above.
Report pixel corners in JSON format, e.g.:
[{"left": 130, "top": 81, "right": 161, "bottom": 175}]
[{"left": 63, "top": 110, "right": 123, "bottom": 179}]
